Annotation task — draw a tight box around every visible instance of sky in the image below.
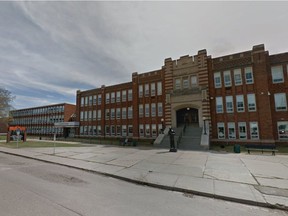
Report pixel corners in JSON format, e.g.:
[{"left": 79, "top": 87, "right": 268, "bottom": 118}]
[{"left": 1, "top": 1, "right": 288, "bottom": 110}]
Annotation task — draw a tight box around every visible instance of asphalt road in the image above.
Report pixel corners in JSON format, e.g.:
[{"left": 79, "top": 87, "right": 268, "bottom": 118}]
[{"left": 0, "top": 152, "right": 287, "bottom": 216}]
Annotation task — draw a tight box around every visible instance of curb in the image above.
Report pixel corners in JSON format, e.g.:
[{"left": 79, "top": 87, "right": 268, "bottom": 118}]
[{"left": 0, "top": 150, "right": 287, "bottom": 212}]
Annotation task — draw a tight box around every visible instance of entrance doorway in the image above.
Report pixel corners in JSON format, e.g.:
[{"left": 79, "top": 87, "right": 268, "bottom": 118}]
[{"left": 176, "top": 108, "right": 199, "bottom": 127}]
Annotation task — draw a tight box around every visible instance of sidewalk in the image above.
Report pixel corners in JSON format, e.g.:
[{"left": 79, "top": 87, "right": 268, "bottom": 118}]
[{"left": 0, "top": 143, "right": 288, "bottom": 211}]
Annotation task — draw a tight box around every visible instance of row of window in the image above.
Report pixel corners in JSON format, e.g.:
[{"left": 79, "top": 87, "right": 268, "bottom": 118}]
[
  {"left": 217, "top": 121, "right": 288, "bottom": 140},
  {"left": 12, "top": 115, "right": 65, "bottom": 125},
  {"left": 174, "top": 75, "right": 198, "bottom": 90},
  {"left": 11, "top": 106, "right": 65, "bottom": 117},
  {"left": 139, "top": 82, "right": 162, "bottom": 97},
  {"left": 26, "top": 127, "right": 64, "bottom": 134},
  {"left": 105, "top": 89, "right": 133, "bottom": 104},
  {"left": 79, "top": 124, "right": 163, "bottom": 138},
  {"left": 216, "top": 94, "right": 256, "bottom": 113},
  {"left": 214, "top": 67, "right": 253, "bottom": 88}
]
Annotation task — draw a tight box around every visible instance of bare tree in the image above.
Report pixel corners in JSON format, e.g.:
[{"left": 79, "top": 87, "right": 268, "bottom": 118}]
[{"left": 0, "top": 87, "right": 15, "bottom": 119}]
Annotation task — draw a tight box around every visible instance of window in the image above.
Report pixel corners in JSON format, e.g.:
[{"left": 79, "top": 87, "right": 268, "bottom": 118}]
[
  {"left": 80, "top": 111, "right": 84, "bottom": 121},
  {"left": 225, "top": 96, "right": 233, "bottom": 113},
  {"left": 111, "top": 125, "right": 115, "bottom": 136},
  {"left": 278, "top": 121, "right": 288, "bottom": 139},
  {"left": 97, "top": 125, "right": 102, "bottom": 135},
  {"left": 98, "top": 94, "right": 102, "bottom": 105},
  {"left": 214, "top": 72, "right": 221, "bottom": 88},
  {"left": 191, "top": 75, "right": 197, "bottom": 86},
  {"left": 238, "top": 122, "right": 247, "bottom": 139},
  {"left": 236, "top": 95, "right": 245, "bottom": 112},
  {"left": 105, "top": 125, "right": 110, "bottom": 136},
  {"left": 116, "top": 91, "right": 121, "bottom": 102},
  {"left": 93, "top": 110, "right": 96, "bottom": 120},
  {"left": 216, "top": 97, "right": 223, "bottom": 113},
  {"left": 88, "top": 111, "right": 92, "bottom": 120},
  {"left": 151, "top": 103, "right": 156, "bottom": 117},
  {"left": 139, "top": 104, "right": 143, "bottom": 117},
  {"left": 89, "top": 96, "right": 93, "bottom": 106},
  {"left": 145, "top": 84, "right": 149, "bottom": 97},
  {"left": 223, "top": 70, "right": 231, "bottom": 87},
  {"left": 122, "top": 90, "right": 126, "bottom": 102},
  {"left": 145, "top": 104, "right": 150, "bottom": 117},
  {"left": 157, "top": 103, "right": 163, "bottom": 117},
  {"left": 128, "top": 106, "right": 133, "bottom": 119},
  {"left": 122, "top": 108, "right": 126, "bottom": 119},
  {"left": 111, "top": 92, "right": 115, "bottom": 103},
  {"left": 128, "top": 89, "right": 132, "bottom": 101},
  {"left": 145, "top": 124, "right": 150, "bottom": 137},
  {"left": 234, "top": 69, "right": 242, "bottom": 86},
  {"left": 152, "top": 124, "right": 157, "bottom": 137},
  {"left": 228, "top": 122, "right": 236, "bottom": 139},
  {"left": 128, "top": 125, "right": 133, "bottom": 136},
  {"left": 157, "top": 82, "right": 162, "bottom": 95},
  {"left": 105, "top": 109, "right": 110, "bottom": 120},
  {"left": 245, "top": 67, "right": 253, "bottom": 84},
  {"left": 175, "top": 79, "right": 181, "bottom": 90},
  {"left": 139, "top": 85, "right": 143, "bottom": 98},
  {"left": 106, "top": 93, "right": 110, "bottom": 104},
  {"left": 183, "top": 77, "right": 189, "bottom": 89},
  {"left": 250, "top": 122, "right": 259, "bottom": 139},
  {"left": 116, "top": 108, "right": 121, "bottom": 119},
  {"left": 85, "top": 97, "right": 88, "bottom": 106},
  {"left": 151, "top": 83, "right": 156, "bottom": 96},
  {"left": 122, "top": 125, "right": 127, "bottom": 136},
  {"left": 97, "top": 110, "right": 101, "bottom": 120},
  {"left": 271, "top": 65, "right": 284, "bottom": 83},
  {"left": 274, "top": 93, "right": 287, "bottom": 111},
  {"left": 116, "top": 125, "right": 121, "bottom": 136},
  {"left": 217, "top": 123, "right": 225, "bottom": 139},
  {"left": 110, "top": 108, "right": 115, "bottom": 119},
  {"left": 247, "top": 94, "right": 256, "bottom": 111},
  {"left": 81, "top": 97, "right": 85, "bottom": 107},
  {"left": 139, "top": 125, "right": 144, "bottom": 137},
  {"left": 93, "top": 95, "right": 97, "bottom": 105}
]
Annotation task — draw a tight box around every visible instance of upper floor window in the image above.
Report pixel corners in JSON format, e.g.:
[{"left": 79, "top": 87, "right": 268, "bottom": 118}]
[
  {"left": 139, "top": 85, "right": 143, "bottom": 98},
  {"left": 236, "top": 95, "right": 245, "bottom": 112},
  {"left": 234, "top": 69, "right": 242, "bottom": 86},
  {"left": 128, "top": 106, "right": 132, "bottom": 119},
  {"left": 271, "top": 65, "right": 284, "bottom": 83},
  {"left": 216, "top": 97, "right": 223, "bottom": 113},
  {"left": 157, "top": 82, "right": 162, "bottom": 95},
  {"left": 175, "top": 79, "right": 181, "bottom": 90},
  {"left": 274, "top": 93, "right": 287, "bottom": 111},
  {"left": 128, "top": 89, "right": 132, "bottom": 101},
  {"left": 223, "top": 70, "right": 231, "bottom": 87},
  {"left": 122, "top": 90, "right": 126, "bottom": 102},
  {"left": 145, "top": 104, "right": 150, "bottom": 117},
  {"left": 81, "top": 97, "right": 85, "bottom": 107},
  {"left": 116, "top": 91, "right": 121, "bottom": 102},
  {"left": 214, "top": 72, "right": 221, "bottom": 88},
  {"left": 183, "top": 77, "right": 189, "bottom": 89},
  {"left": 139, "top": 104, "right": 143, "bottom": 117},
  {"left": 98, "top": 94, "right": 102, "bottom": 105},
  {"left": 247, "top": 93, "right": 256, "bottom": 111},
  {"left": 111, "top": 92, "right": 115, "bottom": 103},
  {"left": 93, "top": 95, "right": 97, "bottom": 105},
  {"left": 225, "top": 96, "right": 233, "bottom": 113},
  {"left": 145, "top": 84, "right": 149, "bottom": 97},
  {"left": 105, "top": 93, "right": 110, "bottom": 104},
  {"left": 245, "top": 67, "right": 253, "bottom": 84},
  {"left": 151, "top": 83, "right": 156, "bottom": 96},
  {"left": 191, "top": 75, "right": 198, "bottom": 87},
  {"left": 157, "top": 103, "right": 163, "bottom": 117}
]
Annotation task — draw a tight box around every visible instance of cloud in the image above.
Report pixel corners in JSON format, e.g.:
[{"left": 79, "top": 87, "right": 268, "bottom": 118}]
[{"left": 1, "top": 1, "right": 288, "bottom": 109}]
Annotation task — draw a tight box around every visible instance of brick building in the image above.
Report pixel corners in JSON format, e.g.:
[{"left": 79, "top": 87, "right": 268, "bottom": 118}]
[
  {"left": 76, "top": 44, "right": 288, "bottom": 146},
  {"left": 10, "top": 103, "right": 76, "bottom": 137}
]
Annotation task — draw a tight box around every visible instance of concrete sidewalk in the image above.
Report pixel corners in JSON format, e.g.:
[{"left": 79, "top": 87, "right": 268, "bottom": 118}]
[{"left": 0, "top": 144, "right": 288, "bottom": 211}]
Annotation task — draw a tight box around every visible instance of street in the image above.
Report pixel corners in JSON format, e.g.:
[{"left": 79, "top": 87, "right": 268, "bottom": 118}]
[{"left": 0, "top": 152, "right": 286, "bottom": 216}]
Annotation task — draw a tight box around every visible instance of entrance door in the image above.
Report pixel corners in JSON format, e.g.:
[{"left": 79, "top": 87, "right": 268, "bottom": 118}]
[{"left": 176, "top": 108, "right": 198, "bottom": 127}]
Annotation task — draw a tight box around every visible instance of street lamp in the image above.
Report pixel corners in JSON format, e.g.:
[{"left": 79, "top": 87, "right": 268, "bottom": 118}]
[
  {"left": 161, "top": 118, "right": 164, "bottom": 134},
  {"left": 203, "top": 117, "right": 207, "bottom": 135}
]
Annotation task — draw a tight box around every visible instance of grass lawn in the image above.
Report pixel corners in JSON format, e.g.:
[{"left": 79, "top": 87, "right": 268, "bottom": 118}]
[
  {"left": 210, "top": 144, "right": 288, "bottom": 154},
  {"left": 0, "top": 140, "right": 85, "bottom": 148}
]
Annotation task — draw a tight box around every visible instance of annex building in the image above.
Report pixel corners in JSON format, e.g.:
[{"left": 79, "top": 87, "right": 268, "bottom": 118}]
[
  {"left": 76, "top": 44, "right": 288, "bottom": 146},
  {"left": 10, "top": 103, "right": 76, "bottom": 138}
]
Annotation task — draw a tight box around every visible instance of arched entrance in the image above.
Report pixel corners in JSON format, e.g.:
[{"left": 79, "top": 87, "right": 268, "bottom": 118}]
[{"left": 176, "top": 108, "right": 199, "bottom": 127}]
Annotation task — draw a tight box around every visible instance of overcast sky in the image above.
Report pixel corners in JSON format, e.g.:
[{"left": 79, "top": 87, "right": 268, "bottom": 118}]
[{"left": 1, "top": 1, "right": 288, "bottom": 110}]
